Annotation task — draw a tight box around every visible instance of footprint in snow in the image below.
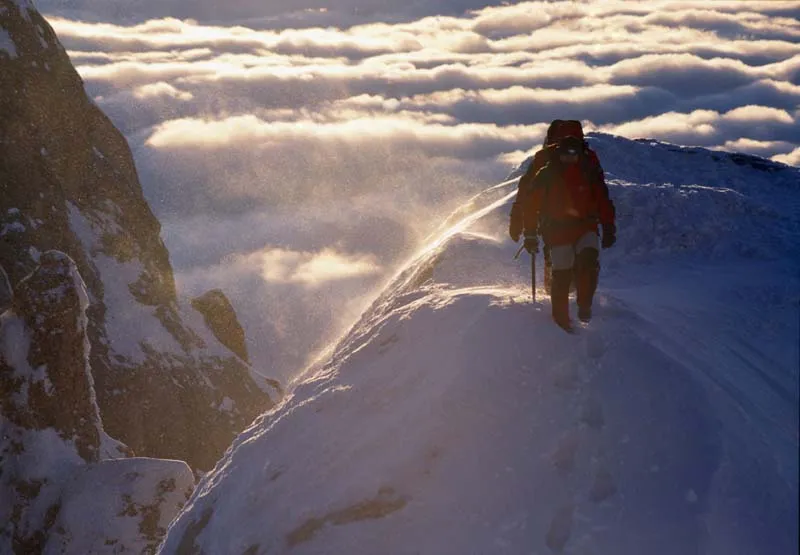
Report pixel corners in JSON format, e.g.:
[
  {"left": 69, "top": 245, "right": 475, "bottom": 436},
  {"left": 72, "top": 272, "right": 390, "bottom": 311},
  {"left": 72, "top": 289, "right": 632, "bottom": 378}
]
[
  {"left": 545, "top": 504, "right": 574, "bottom": 553},
  {"left": 552, "top": 363, "right": 581, "bottom": 391},
  {"left": 580, "top": 398, "right": 605, "bottom": 431},
  {"left": 551, "top": 431, "right": 580, "bottom": 474},
  {"left": 584, "top": 331, "right": 607, "bottom": 360},
  {"left": 589, "top": 466, "right": 617, "bottom": 503}
]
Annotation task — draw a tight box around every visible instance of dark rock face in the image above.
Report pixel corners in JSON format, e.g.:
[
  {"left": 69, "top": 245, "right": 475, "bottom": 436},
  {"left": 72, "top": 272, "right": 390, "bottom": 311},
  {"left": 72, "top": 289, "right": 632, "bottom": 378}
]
[
  {"left": 0, "top": 0, "right": 280, "bottom": 470},
  {"left": 192, "top": 289, "right": 249, "bottom": 362}
]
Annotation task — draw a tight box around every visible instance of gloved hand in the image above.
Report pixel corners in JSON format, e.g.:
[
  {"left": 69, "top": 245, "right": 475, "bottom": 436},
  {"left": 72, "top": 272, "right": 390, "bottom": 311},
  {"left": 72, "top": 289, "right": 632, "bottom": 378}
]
[
  {"left": 523, "top": 233, "right": 539, "bottom": 254},
  {"left": 602, "top": 223, "right": 616, "bottom": 249},
  {"left": 509, "top": 203, "right": 522, "bottom": 242}
]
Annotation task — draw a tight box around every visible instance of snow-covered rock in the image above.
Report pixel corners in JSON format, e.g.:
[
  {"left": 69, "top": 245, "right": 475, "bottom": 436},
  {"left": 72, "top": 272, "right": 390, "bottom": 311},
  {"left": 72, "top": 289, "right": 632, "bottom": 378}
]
[
  {"left": 0, "top": 251, "right": 191, "bottom": 553},
  {"left": 46, "top": 457, "right": 194, "bottom": 555},
  {"left": 0, "top": 0, "right": 280, "bottom": 471},
  {"left": 161, "top": 136, "right": 798, "bottom": 554},
  {"left": 0, "top": 26, "right": 18, "bottom": 58},
  {"left": 8, "top": 251, "right": 106, "bottom": 461}
]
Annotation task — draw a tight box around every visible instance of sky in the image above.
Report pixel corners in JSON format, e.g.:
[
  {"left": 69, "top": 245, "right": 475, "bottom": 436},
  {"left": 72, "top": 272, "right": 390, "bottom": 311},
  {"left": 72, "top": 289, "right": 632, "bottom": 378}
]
[{"left": 36, "top": 0, "right": 800, "bottom": 381}]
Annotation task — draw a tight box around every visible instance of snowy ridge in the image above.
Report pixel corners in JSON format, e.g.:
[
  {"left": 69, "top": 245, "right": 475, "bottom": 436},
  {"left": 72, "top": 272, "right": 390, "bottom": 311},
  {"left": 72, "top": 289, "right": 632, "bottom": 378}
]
[
  {"left": 160, "top": 134, "right": 798, "bottom": 554},
  {"left": 590, "top": 133, "right": 798, "bottom": 262}
]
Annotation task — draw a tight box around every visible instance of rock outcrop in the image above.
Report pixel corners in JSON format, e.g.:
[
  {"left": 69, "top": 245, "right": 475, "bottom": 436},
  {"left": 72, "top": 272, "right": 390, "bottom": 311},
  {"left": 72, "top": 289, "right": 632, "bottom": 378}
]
[{"left": 191, "top": 289, "right": 249, "bottom": 362}]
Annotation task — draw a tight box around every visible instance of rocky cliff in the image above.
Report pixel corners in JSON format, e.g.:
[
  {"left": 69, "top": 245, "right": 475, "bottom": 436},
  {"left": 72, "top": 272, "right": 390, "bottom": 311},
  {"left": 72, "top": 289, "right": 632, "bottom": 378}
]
[
  {"left": 0, "top": 0, "right": 280, "bottom": 471},
  {"left": 1, "top": 0, "right": 285, "bottom": 550}
]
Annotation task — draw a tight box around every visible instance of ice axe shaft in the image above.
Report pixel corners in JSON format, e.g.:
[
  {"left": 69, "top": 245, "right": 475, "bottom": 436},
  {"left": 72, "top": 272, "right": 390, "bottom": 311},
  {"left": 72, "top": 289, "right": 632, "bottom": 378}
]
[{"left": 513, "top": 244, "right": 525, "bottom": 260}]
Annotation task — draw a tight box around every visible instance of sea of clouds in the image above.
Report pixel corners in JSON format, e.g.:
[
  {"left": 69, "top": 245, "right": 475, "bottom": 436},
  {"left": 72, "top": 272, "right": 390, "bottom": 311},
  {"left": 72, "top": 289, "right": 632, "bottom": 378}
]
[{"left": 36, "top": 0, "right": 800, "bottom": 381}]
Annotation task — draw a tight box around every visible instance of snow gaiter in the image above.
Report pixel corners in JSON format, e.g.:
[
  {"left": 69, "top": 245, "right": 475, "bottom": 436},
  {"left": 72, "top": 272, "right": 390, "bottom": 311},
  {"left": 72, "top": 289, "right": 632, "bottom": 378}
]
[
  {"left": 551, "top": 268, "right": 572, "bottom": 327},
  {"left": 575, "top": 248, "right": 599, "bottom": 320}
]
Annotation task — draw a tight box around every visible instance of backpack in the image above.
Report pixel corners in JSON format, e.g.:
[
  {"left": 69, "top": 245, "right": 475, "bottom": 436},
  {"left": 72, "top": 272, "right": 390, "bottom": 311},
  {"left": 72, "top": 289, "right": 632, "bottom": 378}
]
[
  {"left": 530, "top": 120, "right": 590, "bottom": 176},
  {"left": 512, "top": 119, "right": 597, "bottom": 230},
  {"left": 544, "top": 119, "right": 585, "bottom": 147},
  {"left": 521, "top": 120, "right": 601, "bottom": 204}
]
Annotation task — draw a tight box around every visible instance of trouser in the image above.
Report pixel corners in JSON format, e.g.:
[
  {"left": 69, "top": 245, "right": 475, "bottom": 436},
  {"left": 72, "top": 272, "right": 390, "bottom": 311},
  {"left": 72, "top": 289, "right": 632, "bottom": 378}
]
[
  {"left": 548, "top": 232, "right": 600, "bottom": 324},
  {"left": 542, "top": 245, "right": 575, "bottom": 295}
]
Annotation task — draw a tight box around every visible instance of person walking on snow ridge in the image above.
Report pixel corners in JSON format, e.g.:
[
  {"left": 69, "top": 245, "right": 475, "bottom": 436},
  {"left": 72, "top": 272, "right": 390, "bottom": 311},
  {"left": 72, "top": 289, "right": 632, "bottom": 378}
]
[
  {"left": 509, "top": 122, "right": 616, "bottom": 331},
  {"left": 509, "top": 120, "right": 605, "bottom": 294}
]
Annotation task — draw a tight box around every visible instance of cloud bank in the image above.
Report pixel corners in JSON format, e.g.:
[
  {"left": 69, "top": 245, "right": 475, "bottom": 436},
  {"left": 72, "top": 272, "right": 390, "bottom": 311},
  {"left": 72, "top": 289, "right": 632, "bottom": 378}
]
[{"left": 37, "top": 0, "right": 800, "bottom": 380}]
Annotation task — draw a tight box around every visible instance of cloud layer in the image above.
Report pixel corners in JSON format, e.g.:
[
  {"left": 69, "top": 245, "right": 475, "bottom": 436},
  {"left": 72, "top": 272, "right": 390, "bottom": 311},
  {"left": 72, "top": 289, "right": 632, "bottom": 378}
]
[
  {"left": 49, "top": 1, "right": 800, "bottom": 166},
  {"left": 37, "top": 0, "right": 800, "bottom": 380}
]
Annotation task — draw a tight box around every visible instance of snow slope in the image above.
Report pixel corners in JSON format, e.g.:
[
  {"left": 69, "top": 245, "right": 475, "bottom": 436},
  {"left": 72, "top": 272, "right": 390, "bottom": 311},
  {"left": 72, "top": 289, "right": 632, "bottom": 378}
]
[{"left": 161, "top": 134, "right": 799, "bottom": 554}]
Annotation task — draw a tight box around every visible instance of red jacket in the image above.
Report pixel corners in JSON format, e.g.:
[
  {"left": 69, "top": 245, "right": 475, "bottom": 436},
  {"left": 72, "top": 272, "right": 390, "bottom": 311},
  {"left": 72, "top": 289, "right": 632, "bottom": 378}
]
[{"left": 511, "top": 147, "right": 615, "bottom": 246}]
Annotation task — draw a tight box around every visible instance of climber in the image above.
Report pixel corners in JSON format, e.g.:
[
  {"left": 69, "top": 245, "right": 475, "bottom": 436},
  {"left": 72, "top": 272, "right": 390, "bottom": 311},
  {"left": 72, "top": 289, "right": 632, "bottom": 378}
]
[
  {"left": 509, "top": 120, "right": 605, "bottom": 295},
  {"left": 510, "top": 125, "right": 616, "bottom": 330}
]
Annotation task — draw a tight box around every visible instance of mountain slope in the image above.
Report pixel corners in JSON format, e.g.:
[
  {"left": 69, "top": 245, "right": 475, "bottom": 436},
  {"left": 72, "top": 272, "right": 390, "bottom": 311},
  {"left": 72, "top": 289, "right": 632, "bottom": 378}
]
[
  {"left": 2, "top": 1, "right": 285, "bottom": 549},
  {"left": 161, "top": 135, "right": 799, "bottom": 554},
  {"left": 0, "top": 0, "right": 280, "bottom": 470}
]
